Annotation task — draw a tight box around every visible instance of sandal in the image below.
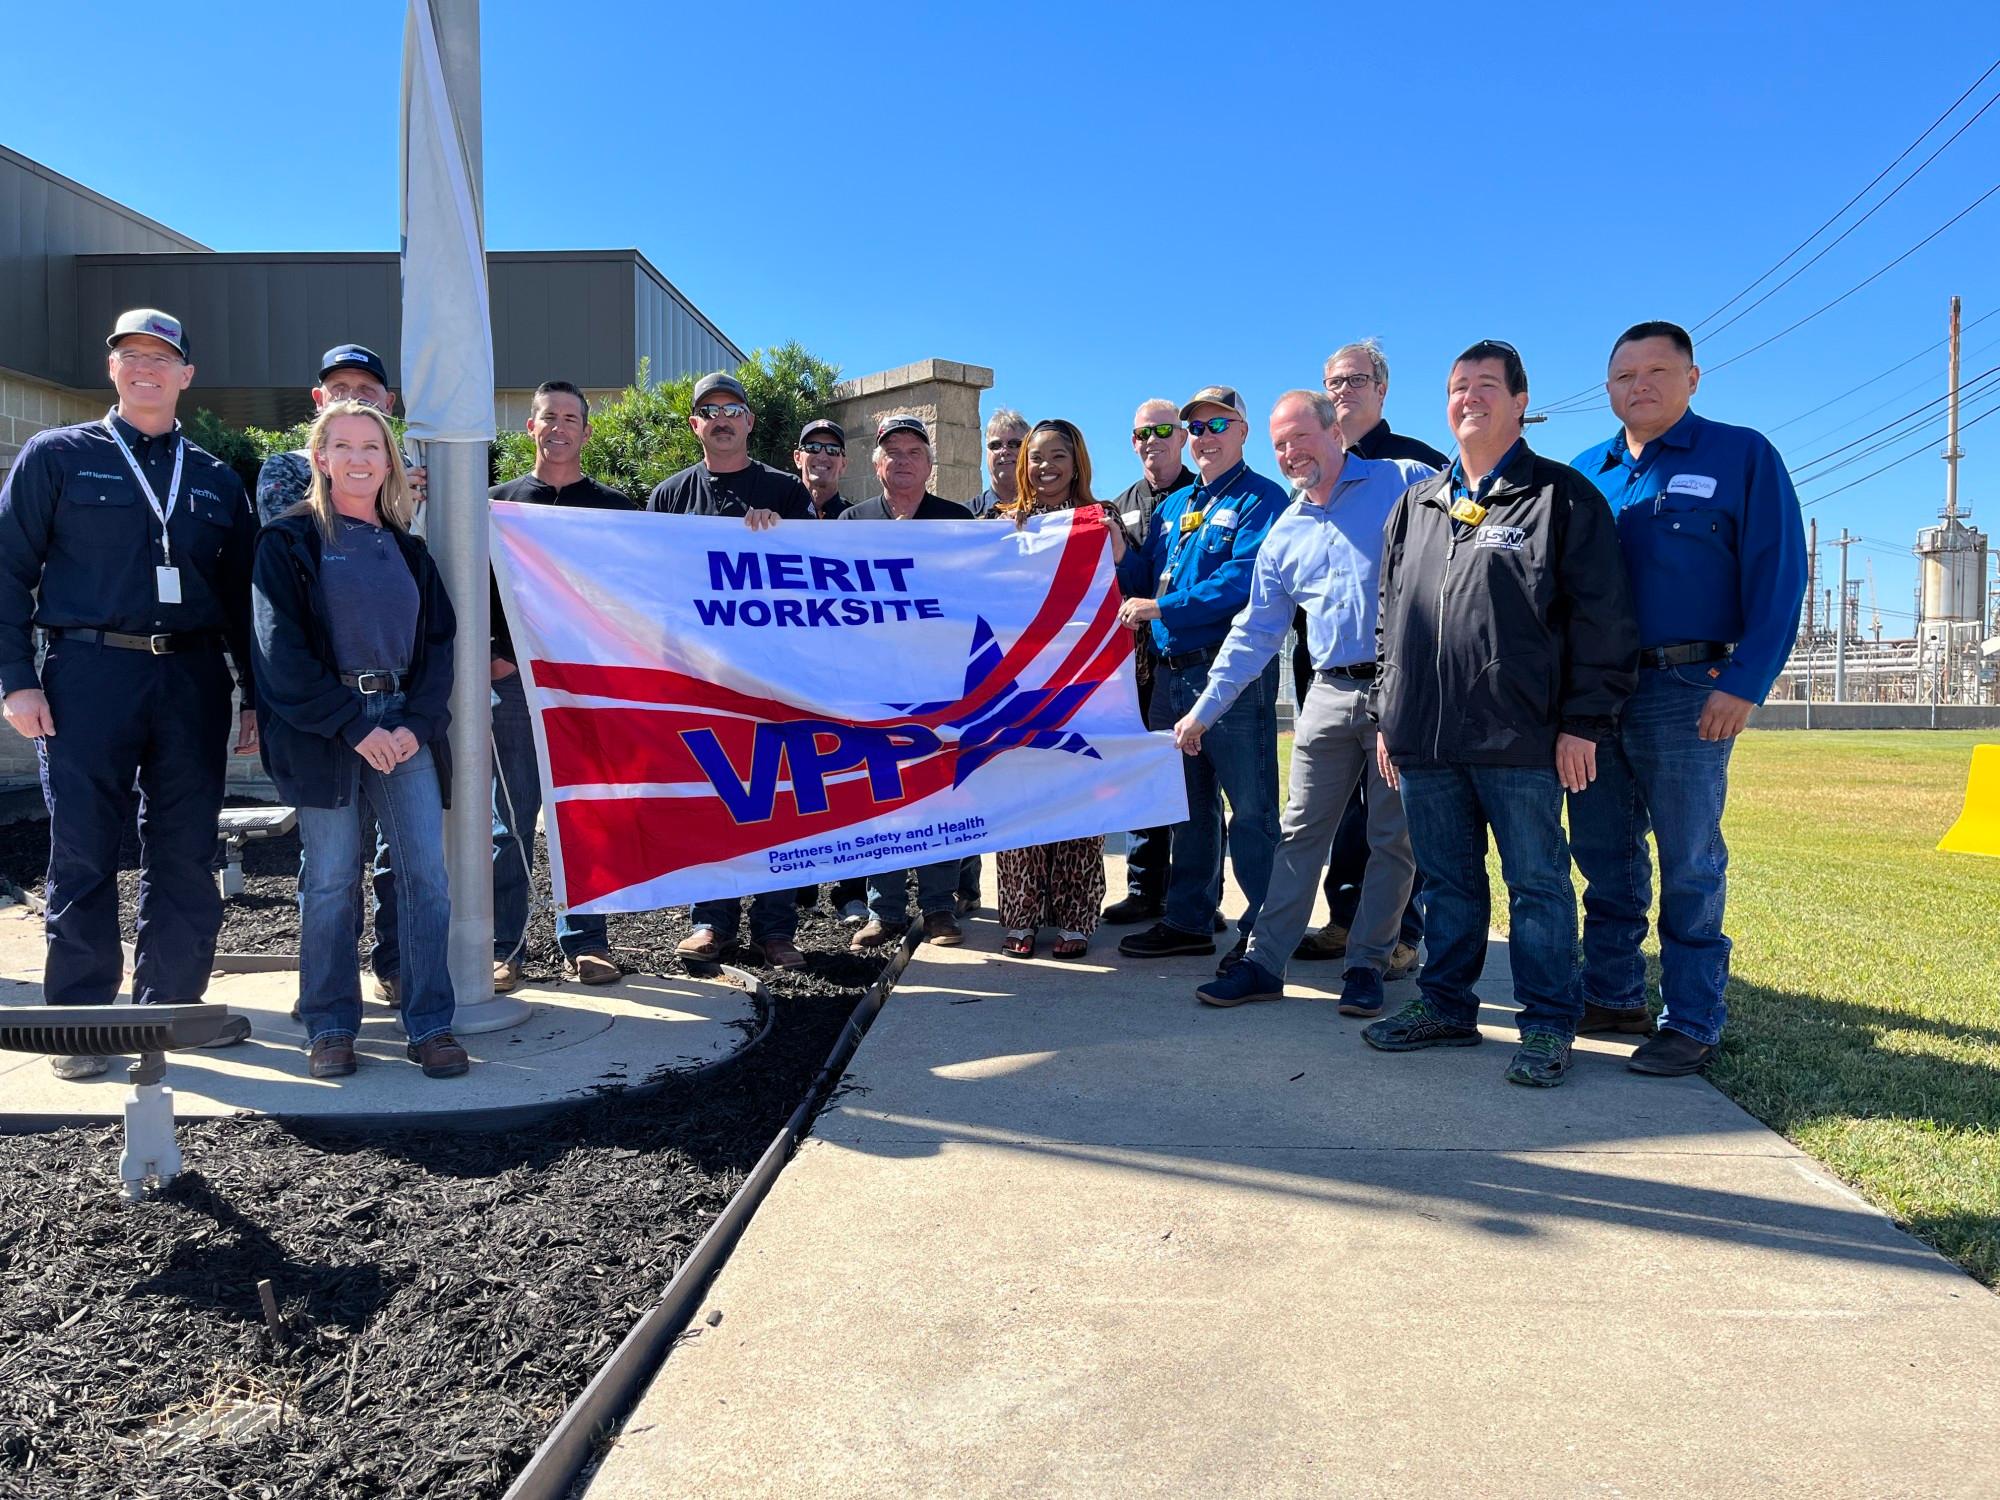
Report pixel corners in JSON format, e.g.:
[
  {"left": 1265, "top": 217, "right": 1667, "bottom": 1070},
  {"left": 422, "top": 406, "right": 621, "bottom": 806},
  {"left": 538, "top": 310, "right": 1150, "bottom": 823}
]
[
  {"left": 1001, "top": 928, "right": 1036, "bottom": 958},
  {"left": 1051, "top": 931, "right": 1090, "bottom": 961}
]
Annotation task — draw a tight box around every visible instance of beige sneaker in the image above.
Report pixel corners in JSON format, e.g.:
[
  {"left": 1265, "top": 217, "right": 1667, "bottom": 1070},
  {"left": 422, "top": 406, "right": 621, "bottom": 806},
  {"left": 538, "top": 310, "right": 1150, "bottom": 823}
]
[
  {"left": 492, "top": 958, "right": 523, "bottom": 994},
  {"left": 50, "top": 1054, "right": 109, "bottom": 1081},
  {"left": 1293, "top": 923, "right": 1349, "bottom": 961},
  {"left": 1385, "top": 941, "right": 1421, "bottom": 981}
]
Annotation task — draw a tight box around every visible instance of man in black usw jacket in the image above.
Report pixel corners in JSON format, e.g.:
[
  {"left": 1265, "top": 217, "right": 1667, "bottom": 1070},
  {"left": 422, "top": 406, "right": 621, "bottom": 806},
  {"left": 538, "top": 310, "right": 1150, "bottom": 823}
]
[{"left": 1366, "top": 340, "right": 1637, "bottom": 1088}]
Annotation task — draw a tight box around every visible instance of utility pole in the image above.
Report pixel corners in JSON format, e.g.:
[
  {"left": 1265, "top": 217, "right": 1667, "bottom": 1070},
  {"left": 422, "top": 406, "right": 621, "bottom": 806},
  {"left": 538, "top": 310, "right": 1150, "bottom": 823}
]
[
  {"left": 1804, "top": 517, "right": 1818, "bottom": 653},
  {"left": 1830, "top": 529, "right": 1857, "bottom": 701},
  {"left": 1946, "top": 294, "right": 1962, "bottom": 525}
]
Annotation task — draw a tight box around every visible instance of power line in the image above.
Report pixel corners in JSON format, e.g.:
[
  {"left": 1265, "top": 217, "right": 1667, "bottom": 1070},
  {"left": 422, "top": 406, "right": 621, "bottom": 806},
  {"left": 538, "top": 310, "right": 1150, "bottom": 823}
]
[
  {"left": 1790, "top": 363, "right": 2000, "bottom": 478},
  {"left": 1800, "top": 394, "right": 2000, "bottom": 507},
  {"left": 1784, "top": 321, "right": 2000, "bottom": 447},
  {"left": 1769, "top": 308, "right": 1997, "bottom": 431},
  {"left": 1695, "top": 66, "right": 2000, "bottom": 338},
  {"left": 1703, "top": 182, "right": 2000, "bottom": 377}
]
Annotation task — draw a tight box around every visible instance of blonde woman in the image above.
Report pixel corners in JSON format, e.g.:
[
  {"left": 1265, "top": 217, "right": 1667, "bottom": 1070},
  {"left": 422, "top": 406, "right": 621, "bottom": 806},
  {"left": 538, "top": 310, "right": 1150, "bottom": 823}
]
[
  {"left": 991, "top": 420, "right": 1118, "bottom": 960},
  {"left": 250, "top": 400, "right": 465, "bottom": 1081}
]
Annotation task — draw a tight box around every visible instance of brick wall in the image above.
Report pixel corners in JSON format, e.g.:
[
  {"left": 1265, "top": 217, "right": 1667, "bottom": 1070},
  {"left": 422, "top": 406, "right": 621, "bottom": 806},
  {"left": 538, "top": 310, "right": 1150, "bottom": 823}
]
[{"left": 0, "top": 369, "right": 103, "bottom": 478}]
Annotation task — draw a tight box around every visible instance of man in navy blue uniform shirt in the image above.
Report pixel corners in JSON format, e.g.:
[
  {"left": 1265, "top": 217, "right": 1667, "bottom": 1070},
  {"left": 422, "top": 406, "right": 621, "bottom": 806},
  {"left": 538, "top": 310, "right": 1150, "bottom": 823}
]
[
  {"left": 1112, "top": 385, "right": 1289, "bottom": 968},
  {"left": 1567, "top": 320, "right": 1807, "bottom": 1075},
  {"left": 0, "top": 309, "right": 259, "bottom": 1078}
]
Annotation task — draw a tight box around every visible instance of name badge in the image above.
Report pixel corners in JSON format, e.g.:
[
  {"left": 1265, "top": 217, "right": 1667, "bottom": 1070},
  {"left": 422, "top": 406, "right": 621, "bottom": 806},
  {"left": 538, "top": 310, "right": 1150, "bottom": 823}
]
[
  {"left": 1449, "top": 496, "right": 1488, "bottom": 525},
  {"left": 1666, "top": 473, "right": 1718, "bottom": 499},
  {"left": 1179, "top": 509, "right": 1205, "bottom": 534},
  {"left": 156, "top": 566, "right": 182, "bottom": 604},
  {"left": 1208, "top": 507, "right": 1239, "bottom": 531}
]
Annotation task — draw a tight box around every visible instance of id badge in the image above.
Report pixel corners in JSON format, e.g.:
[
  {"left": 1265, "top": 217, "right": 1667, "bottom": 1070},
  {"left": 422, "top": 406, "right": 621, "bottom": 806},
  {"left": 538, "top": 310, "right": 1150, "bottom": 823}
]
[
  {"left": 155, "top": 566, "right": 182, "bottom": 604},
  {"left": 1179, "top": 509, "right": 1205, "bottom": 534}
]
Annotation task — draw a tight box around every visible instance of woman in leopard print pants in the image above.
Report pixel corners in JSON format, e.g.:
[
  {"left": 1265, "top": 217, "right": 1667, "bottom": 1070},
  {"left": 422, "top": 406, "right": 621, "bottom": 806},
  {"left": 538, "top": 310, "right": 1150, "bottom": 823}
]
[{"left": 991, "top": 420, "right": 1125, "bottom": 960}]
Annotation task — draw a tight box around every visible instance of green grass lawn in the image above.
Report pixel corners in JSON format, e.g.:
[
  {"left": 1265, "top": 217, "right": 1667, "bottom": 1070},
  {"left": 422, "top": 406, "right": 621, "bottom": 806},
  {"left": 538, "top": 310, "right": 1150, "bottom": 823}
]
[{"left": 1279, "top": 728, "right": 2000, "bottom": 1284}]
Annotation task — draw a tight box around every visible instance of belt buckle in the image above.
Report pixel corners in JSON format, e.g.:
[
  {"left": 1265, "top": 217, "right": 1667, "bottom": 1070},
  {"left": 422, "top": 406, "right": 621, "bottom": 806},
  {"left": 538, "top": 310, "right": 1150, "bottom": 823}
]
[
  {"left": 358, "top": 672, "right": 383, "bottom": 694},
  {"left": 147, "top": 634, "right": 172, "bottom": 655}
]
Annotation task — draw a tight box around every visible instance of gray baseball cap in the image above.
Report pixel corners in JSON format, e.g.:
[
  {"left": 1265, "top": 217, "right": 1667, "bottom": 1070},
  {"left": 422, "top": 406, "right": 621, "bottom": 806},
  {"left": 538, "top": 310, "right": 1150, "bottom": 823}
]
[
  {"left": 691, "top": 371, "right": 750, "bottom": 407},
  {"left": 107, "top": 308, "right": 188, "bottom": 360}
]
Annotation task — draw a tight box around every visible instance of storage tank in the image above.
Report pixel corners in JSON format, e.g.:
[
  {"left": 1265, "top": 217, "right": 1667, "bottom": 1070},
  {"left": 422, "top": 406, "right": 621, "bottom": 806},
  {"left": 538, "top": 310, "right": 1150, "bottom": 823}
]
[{"left": 1917, "top": 518, "right": 1987, "bottom": 624}]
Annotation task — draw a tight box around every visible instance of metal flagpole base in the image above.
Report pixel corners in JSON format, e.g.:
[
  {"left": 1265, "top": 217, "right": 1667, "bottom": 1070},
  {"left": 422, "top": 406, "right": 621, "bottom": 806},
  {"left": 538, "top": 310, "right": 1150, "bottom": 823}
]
[{"left": 449, "top": 992, "right": 533, "bottom": 1035}]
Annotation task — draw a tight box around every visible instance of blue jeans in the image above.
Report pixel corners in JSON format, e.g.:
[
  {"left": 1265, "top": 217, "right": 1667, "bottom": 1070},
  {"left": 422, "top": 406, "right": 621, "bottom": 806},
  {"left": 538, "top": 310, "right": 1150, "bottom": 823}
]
[
  {"left": 868, "top": 861, "right": 960, "bottom": 926},
  {"left": 491, "top": 673, "right": 608, "bottom": 960},
  {"left": 1152, "top": 651, "right": 1280, "bottom": 938},
  {"left": 296, "top": 694, "right": 455, "bottom": 1045},
  {"left": 690, "top": 888, "right": 798, "bottom": 944},
  {"left": 1399, "top": 763, "right": 1581, "bottom": 1040},
  {"left": 1567, "top": 665, "right": 1735, "bottom": 1045}
]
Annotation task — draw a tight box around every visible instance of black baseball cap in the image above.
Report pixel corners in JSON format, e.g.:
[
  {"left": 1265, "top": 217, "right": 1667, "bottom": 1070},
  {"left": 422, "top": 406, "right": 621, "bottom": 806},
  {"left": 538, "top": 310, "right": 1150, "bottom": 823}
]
[
  {"left": 1179, "top": 385, "right": 1247, "bottom": 421},
  {"left": 691, "top": 372, "right": 750, "bottom": 407},
  {"left": 107, "top": 308, "right": 188, "bottom": 360},
  {"left": 876, "top": 414, "right": 930, "bottom": 443},
  {"left": 798, "top": 418, "right": 845, "bottom": 446},
  {"left": 319, "top": 344, "right": 390, "bottom": 385}
]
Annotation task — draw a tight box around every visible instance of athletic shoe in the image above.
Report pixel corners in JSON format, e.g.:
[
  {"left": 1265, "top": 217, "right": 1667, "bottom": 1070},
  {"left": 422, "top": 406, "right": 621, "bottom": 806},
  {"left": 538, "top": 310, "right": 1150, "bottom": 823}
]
[
  {"left": 1214, "top": 934, "right": 1248, "bottom": 977},
  {"left": 1336, "top": 966, "right": 1387, "bottom": 1018},
  {"left": 1196, "top": 959, "right": 1284, "bottom": 1008},
  {"left": 839, "top": 899, "right": 870, "bottom": 926},
  {"left": 197, "top": 1015, "right": 253, "bottom": 1049},
  {"left": 1117, "top": 922, "right": 1218, "bottom": 959},
  {"left": 1362, "top": 999, "right": 1482, "bottom": 1052},
  {"left": 1505, "top": 1032, "right": 1572, "bottom": 1088},
  {"left": 1627, "top": 1029, "right": 1715, "bottom": 1076},
  {"left": 50, "top": 1054, "right": 108, "bottom": 1081}
]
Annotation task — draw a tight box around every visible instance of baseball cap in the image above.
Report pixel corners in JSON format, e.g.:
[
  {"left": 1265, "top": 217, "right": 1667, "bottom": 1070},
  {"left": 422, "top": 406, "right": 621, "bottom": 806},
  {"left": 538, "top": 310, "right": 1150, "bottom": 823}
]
[
  {"left": 1178, "top": 385, "right": 1247, "bottom": 421},
  {"left": 319, "top": 344, "right": 390, "bottom": 385},
  {"left": 798, "top": 418, "right": 845, "bottom": 446},
  {"left": 106, "top": 309, "right": 188, "bottom": 360},
  {"left": 691, "top": 372, "right": 750, "bottom": 407},
  {"left": 876, "top": 414, "right": 931, "bottom": 444}
]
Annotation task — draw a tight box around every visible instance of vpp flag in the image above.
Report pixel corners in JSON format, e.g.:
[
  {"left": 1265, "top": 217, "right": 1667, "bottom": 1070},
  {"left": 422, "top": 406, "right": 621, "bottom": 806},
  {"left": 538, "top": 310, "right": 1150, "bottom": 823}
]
[{"left": 489, "top": 507, "right": 1188, "bottom": 914}]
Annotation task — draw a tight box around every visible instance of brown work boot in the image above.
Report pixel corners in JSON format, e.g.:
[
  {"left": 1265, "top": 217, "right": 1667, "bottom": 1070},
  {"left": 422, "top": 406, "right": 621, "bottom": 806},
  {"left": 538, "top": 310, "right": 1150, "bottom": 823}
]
[
  {"left": 675, "top": 928, "right": 722, "bottom": 961},
  {"left": 408, "top": 1032, "right": 470, "bottom": 1078},
  {"left": 492, "top": 958, "right": 523, "bottom": 994},
  {"left": 849, "top": 917, "right": 905, "bottom": 951},
  {"left": 1385, "top": 941, "right": 1421, "bottom": 981},
  {"left": 564, "top": 952, "right": 621, "bottom": 985},
  {"left": 1293, "top": 923, "right": 1349, "bottom": 961},
  {"left": 921, "top": 910, "right": 965, "bottom": 947},
  {"left": 759, "top": 936, "right": 807, "bottom": 970},
  {"left": 1580, "top": 1000, "right": 1656, "bottom": 1035},
  {"left": 309, "top": 1036, "right": 357, "bottom": 1079}
]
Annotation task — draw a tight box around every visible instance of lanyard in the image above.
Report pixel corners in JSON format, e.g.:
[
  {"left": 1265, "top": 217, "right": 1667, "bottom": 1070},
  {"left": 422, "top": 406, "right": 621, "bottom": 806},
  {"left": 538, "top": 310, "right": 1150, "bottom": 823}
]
[{"left": 104, "top": 418, "right": 185, "bottom": 567}]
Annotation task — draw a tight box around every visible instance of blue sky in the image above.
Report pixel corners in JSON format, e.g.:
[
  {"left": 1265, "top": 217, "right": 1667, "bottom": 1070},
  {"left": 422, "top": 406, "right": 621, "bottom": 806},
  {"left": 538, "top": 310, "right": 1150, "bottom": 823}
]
[{"left": 9, "top": 1, "right": 1998, "bottom": 633}]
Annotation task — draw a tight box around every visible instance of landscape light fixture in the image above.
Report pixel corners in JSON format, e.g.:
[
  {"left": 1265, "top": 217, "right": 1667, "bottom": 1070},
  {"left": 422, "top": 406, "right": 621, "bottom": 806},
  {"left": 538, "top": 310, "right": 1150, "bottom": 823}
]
[{"left": 0, "top": 1004, "right": 234, "bottom": 1200}]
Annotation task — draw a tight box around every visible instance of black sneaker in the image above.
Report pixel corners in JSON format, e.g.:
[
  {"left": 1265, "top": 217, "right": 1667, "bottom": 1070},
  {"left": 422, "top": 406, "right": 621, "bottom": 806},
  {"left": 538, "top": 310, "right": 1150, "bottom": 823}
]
[
  {"left": 1336, "top": 966, "right": 1386, "bottom": 1018},
  {"left": 1627, "top": 1029, "right": 1715, "bottom": 1076},
  {"left": 1117, "top": 922, "right": 1218, "bottom": 959},
  {"left": 1505, "top": 1032, "right": 1572, "bottom": 1088},
  {"left": 1362, "top": 999, "right": 1482, "bottom": 1052},
  {"left": 1580, "top": 1000, "right": 1656, "bottom": 1035},
  {"left": 1214, "top": 934, "right": 1247, "bottom": 976},
  {"left": 1101, "top": 894, "right": 1164, "bottom": 925}
]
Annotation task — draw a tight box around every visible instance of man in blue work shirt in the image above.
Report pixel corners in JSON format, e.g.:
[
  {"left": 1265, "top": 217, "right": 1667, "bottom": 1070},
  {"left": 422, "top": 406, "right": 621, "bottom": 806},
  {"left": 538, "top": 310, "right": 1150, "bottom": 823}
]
[
  {"left": 1567, "top": 320, "right": 1807, "bottom": 1076},
  {"left": 0, "top": 309, "right": 260, "bottom": 1078},
  {"left": 1171, "top": 390, "right": 1434, "bottom": 1012},
  {"left": 1113, "top": 385, "right": 1288, "bottom": 965}
]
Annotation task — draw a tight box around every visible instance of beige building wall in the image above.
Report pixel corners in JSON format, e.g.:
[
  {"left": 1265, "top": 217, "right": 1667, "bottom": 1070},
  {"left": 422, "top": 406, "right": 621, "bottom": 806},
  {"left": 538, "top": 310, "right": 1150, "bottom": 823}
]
[
  {"left": 0, "top": 369, "right": 105, "bottom": 478},
  {"left": 827, "top": 359, "right": 996, "bottom": 506},
  {"left": 493, "top": 388, "right": 626, "bottom": 432}
]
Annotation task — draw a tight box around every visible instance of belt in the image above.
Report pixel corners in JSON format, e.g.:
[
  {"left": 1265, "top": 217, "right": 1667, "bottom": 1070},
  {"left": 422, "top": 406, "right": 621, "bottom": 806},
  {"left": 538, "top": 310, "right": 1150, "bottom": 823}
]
[
  {"left": 1160, "top": 644, "right": 1219, "bottom": 671},
  {"left": 48, "top": 627, "right": 221, "bottom": 655},
  {"left": 1639, "top": 641, "right": 1732, "bottom": 670},
  {"left": 1315, "top": 663, "right": 1377, "bottom": 683},
  {"left": 340, "top": 670, "right": 404, "bottom": 694}
]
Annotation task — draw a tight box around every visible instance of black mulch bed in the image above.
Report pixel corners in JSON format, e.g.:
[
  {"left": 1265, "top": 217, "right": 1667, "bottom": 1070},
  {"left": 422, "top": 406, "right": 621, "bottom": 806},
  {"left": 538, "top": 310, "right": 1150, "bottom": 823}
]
[{"left": 0, "top": 810, "right": 892, "bottom": 1499}]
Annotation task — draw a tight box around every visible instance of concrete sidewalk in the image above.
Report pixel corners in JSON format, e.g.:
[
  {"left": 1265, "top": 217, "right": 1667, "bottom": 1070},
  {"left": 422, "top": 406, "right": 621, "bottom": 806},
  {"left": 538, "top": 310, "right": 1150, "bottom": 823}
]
[{"left": 588, "top": 865, "right": 2000, "bottom": 1500}]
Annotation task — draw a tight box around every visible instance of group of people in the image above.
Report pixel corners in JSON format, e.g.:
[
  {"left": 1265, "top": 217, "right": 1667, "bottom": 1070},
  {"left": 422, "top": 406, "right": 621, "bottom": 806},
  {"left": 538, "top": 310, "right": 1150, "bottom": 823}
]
[{"left": 0, "top": 303, "right": 1806, "bottom": 1092}]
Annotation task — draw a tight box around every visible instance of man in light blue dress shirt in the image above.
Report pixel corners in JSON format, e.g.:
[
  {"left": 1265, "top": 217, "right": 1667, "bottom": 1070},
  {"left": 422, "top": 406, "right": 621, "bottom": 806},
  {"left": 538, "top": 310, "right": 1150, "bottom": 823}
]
[{"left": 1171, "top": 390, "right": 1435, "bottom": 1011}]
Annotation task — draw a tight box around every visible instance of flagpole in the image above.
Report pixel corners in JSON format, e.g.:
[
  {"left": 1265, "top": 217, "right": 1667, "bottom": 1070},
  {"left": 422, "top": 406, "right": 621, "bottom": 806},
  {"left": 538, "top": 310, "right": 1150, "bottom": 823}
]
[{"left": 403, "top": 0, "right": 527, "bottom": 1033}]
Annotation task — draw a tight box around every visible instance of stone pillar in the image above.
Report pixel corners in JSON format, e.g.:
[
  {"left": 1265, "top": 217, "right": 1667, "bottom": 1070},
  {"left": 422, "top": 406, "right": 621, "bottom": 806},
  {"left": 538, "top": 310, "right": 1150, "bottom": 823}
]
[{"left": 826, "top": 359, "right": 995, "bottom": 505}]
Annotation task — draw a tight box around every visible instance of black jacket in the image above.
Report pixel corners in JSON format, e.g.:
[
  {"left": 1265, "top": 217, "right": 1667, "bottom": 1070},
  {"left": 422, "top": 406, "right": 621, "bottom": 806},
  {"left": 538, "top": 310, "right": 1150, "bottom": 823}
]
[
  {"left": 1374, "top": 443, "right": 1637, "bottom": 768},
  {"left": 250, "top": 513, "right": 457, "bottom": 809}
]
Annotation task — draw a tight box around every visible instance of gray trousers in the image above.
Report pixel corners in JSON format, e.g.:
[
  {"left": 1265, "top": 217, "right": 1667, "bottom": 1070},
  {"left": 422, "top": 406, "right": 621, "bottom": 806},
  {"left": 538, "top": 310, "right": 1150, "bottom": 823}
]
[{"left": 1245, "top": 676, "right": 1416, "bottom": 978}]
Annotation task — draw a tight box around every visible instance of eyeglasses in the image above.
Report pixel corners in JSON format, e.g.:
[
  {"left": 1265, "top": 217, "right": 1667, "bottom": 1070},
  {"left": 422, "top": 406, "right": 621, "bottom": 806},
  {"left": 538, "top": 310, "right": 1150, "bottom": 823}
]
[
  {"left": 1185, "top": 417, "right": 1237, "bottom": 436},
  {"left": 1323, "top": 374, "right": 1378, "bottom": 393},
  {"left": 694, "top": 402, "right": 748, "bottom": 420},
  {"left": 798, "top": 441, "right": 844, "bottom": 455},
  {"left": 1132, "top": 423, "right": 1176, "bottom": 441},
  {"left": 113, "top": 349, "right": 183, "bottom": 370},
  {"left": 986, "top": 437, "right": 1024, "bottom": 452}
]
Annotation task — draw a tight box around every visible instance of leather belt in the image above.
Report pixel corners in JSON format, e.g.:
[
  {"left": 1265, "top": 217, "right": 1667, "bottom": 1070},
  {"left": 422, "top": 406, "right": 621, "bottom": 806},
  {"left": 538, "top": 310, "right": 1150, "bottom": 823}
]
[
  {"left": 49, "top": 627, "right": 220, "bottom": 656},
  {"left": 340, "top": 670, "right": 404, "bottom": 694},
  {"left": 1639, "top": 641, "right": 1732, "bottom": 670},
  {"left": 1315, "top": 663, "right": 1378, "bottom": 683},
  {"left": 1160, "top": 645, "right": 1219, "bottom": 671}
]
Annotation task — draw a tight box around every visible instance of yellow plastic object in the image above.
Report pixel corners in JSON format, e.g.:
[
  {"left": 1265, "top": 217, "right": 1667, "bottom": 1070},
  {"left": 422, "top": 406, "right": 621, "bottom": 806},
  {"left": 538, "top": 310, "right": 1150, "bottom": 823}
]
[{"left": 1937, "top": 743, "right": 2000, "bottom": 858}]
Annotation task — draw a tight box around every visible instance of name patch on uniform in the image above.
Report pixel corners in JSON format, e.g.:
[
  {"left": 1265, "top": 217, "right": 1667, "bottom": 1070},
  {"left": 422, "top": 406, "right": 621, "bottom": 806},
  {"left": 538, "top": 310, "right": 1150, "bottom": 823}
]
[
  {"left": 1208, "top": 508, "right": 1239, "bottom": 531},
  {"left": 79, "top": 470, "right": 125, "bottom": 483},
  {"left": 1666, "top": 473, "right": 1718, "bottom": 499},
  {"left": 1475, "top": 525, "right": 1526, "bottom": 551}
]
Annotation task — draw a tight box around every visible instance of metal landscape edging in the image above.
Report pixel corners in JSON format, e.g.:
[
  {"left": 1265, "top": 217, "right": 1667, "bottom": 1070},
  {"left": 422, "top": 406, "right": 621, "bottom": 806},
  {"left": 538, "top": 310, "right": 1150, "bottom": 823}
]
[{"left": 500, "top": 927, "right": 918, "bottom": 1500}]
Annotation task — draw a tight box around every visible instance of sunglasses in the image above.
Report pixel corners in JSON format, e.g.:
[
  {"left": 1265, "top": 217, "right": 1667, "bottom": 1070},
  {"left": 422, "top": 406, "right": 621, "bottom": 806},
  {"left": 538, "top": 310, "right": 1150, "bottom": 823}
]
[
  {"left": 1132, "top": 423, "right": 1176, "bottom": 441},
  {"left": 987, "top": 437, "right": 1024, "bottom": 452},
  {"left": 694, "top": 402, "right": 748, "bottom": 420},
  {"left": 1185, "top": 417, "right": 1237, "bottom": 436},
  {"left": 798, "top": 440, "right": 844, "bottom": 455}
]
